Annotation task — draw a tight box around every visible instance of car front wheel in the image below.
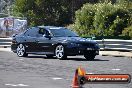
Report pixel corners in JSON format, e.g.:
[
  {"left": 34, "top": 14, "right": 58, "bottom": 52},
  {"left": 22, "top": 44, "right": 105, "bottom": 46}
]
[
  {"left": 55, "top": 45, "right": 67, "bottom": 60},
  {"left": 16, "top": 44, "right": 28, "bottom": 57},
  {"left": 84, "top": 54, "right": 95, "bottom": 60}
]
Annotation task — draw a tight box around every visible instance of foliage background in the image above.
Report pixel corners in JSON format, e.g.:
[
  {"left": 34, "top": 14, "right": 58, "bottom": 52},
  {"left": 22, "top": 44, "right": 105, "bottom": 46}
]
[
  {"left": 71, "top": 2, "right": 131, "bottom": 37},
  {"left": 0, "top": 0, "right": 131, "bottom": 39},
  {"left": 68, "top": 0, "right": 132, "bottom": 39}
]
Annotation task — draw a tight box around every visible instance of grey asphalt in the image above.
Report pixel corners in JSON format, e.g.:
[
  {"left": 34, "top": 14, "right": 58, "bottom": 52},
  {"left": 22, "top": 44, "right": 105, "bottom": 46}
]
[{"left": 0, "top": 51, "right": 132, "bottom": 88}]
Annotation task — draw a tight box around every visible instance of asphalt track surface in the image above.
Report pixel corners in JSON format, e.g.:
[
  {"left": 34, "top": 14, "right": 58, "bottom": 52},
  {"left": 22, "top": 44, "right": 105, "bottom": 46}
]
[{"left": 0, "top": 51, "right": 132, "bottom": 88}]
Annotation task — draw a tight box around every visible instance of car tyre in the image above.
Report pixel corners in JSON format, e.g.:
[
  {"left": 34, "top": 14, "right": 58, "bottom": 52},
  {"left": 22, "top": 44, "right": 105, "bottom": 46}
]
[
  {"left": 16, "top": 44, "right": 28, "bottom": 57},
  {"left": 55, "top": 45, "right": 67, "bottom": 60},
  {"left": 84, "top": 54, "right": 95, "bottom": 60}
]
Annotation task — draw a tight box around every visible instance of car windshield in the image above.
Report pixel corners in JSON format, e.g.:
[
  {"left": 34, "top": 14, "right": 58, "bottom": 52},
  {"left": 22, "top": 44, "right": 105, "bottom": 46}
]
[{"left": 49, "top": 28, "right": 79, "bottom": 37}]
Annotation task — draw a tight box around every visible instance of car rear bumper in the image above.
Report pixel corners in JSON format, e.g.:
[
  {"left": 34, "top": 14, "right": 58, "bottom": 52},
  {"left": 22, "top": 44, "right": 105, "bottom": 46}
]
[{"left": 11, "top": 44, "right": 17, "bottom": 53}]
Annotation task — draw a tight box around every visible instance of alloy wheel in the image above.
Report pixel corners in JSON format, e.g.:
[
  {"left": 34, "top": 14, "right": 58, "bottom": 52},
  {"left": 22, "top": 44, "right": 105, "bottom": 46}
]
[
  {"left": 16, "top": 44, "right": 27, "bottom": 57},
  {"left": 55, "top": 45, "right": 66, "bottom": 59}
]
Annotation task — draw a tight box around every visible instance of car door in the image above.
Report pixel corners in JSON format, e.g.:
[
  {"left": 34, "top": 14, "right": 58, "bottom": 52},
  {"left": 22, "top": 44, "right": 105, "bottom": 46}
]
[
  {"left": 24, "top": 27, "right": 39, "bottom": 52},
  {"left": 36, "top": 28, "right": 54, "bottom": 54}
]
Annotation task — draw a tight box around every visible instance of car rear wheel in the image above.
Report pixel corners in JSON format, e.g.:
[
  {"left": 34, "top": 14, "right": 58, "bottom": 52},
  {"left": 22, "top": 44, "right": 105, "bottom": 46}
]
[
  {"left": 16, "top": 44, "right": 28, "bottom": 57},
  {"left": 84, "top": 54, "right": 95, "bottom": 60},
  {"left": 55, "top": 45, "right": 67, "bottom": 60}
]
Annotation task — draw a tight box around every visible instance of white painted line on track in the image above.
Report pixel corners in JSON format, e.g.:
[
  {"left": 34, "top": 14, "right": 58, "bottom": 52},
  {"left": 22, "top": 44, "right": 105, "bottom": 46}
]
[
  {"left": 19, "top": 59, "right": 24, "bottom": 60},
  {"left": 52, "top": 77, "right": 63, "bottom": 80},
  {"left": 5, "top": 83, "right": 29, "bottom": 87},
  {"left": 87, "top": 73, "right": 94, "bottom": 74},
  {"left": 5, "top": 84, "right": 17, "bottom": 86},
  {"left": 112, "top": 69, "right": 121, "bottom": 71},
  {"left": 17, "top": 84, "right": 29, "bottom": 86}
]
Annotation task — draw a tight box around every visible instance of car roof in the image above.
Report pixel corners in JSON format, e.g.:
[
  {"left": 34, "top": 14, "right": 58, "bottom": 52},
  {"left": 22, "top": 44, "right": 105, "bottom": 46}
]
[{"left": 37, "top": 26, "right": 65, "bottom": 30}]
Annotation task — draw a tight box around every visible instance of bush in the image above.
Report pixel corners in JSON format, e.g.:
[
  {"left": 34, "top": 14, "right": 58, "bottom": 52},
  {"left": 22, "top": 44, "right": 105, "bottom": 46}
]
[
  {"left": 70, "top": 2, "right": 130, "bottom": 37},
  {"left": 122, "top": 26, "right": 132, "bottom": 39},
  {"left": 72, "top": 3, "right": 96, "bottom": 36}
]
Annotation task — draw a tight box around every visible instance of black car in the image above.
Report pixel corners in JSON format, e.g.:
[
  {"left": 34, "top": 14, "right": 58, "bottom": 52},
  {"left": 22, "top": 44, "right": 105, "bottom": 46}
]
[{"left": 11, "top": 26, "right": 99, "bottom": 60}]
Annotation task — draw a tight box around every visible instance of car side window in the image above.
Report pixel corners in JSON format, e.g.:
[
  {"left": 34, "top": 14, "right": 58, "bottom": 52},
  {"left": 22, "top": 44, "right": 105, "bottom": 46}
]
[
  {"left": 38, "top": 28, "right": 50, "bottom": 36},
  {"left": 25, "top": 27, "right": 38, "bottom": 37}
]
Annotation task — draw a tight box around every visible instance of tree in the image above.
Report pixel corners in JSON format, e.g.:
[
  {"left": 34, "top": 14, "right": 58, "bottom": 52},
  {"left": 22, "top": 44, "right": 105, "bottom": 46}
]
[
  {"left": 72, "top": 3, "right": 96, "bottom": 36},
  {"left": 13, "top": 0, "right": 73, "bottom": 26},
  {"left": 13, "top": 0, "right": 103, "bottom": 26},
  {"left": 70, "top": 2, "right": 130, "bottom": 37},
  {"left": 122, "top": 26, "right": 132, "bottom": 39}
]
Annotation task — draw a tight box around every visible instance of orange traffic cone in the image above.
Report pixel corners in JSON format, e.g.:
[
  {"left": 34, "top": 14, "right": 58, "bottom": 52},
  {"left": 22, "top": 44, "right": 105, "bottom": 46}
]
[
  {"left": 78, "top": 66, "right": 86, "bottom": 76},
  {"left": 71, "top": 69, "right": 80, "bottom": 88}
]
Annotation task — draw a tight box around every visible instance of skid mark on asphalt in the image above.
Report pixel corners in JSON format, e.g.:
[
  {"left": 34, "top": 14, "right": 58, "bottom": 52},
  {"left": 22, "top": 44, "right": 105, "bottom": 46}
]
[{"left": 5, "top": 83, "right": 29, "bottom": 87}]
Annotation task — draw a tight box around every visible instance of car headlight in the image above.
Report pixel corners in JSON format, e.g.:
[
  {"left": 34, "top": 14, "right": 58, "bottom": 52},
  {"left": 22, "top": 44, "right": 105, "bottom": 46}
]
[
  {"left": 67, "top": 42, "right": 79, "bottom": 48},
  {"left": 70, "top": 43, "right": 78, "bottom": 46},
  {"left": 95, "top": 43, "right": 99, "bottom": 46},
  {"left": 95, "top": 43, "right": 100, "bottom": 48}
]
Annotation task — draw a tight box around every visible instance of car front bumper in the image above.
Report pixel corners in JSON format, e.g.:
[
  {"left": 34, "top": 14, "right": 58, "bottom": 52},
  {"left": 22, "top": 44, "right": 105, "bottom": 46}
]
[{"left": 65, "top": 46, "right": 99, "bottom": 56}]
